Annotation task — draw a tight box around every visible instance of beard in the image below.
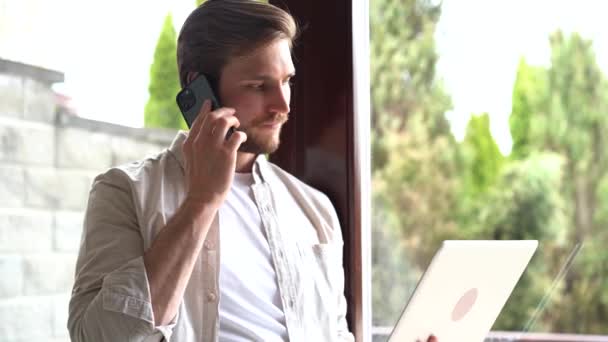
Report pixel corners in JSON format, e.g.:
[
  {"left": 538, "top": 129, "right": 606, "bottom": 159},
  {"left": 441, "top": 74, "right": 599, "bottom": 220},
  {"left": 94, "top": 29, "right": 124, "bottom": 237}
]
[{"left": 237, "top": 112, "right": 289, "bottom": 154}]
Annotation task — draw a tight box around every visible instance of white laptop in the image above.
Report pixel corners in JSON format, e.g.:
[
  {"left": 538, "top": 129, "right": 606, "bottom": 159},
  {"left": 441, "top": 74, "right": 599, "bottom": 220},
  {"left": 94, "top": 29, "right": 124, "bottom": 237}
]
[{"left": 388, "top": 240, "right": 538, "bottom": 342}]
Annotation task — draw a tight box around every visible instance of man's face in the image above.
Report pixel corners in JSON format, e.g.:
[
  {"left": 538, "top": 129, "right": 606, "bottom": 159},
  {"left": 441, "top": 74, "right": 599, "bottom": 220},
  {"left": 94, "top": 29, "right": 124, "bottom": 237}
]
[{"left": 218, "top": 38, "right": 295, "bottom": 154}]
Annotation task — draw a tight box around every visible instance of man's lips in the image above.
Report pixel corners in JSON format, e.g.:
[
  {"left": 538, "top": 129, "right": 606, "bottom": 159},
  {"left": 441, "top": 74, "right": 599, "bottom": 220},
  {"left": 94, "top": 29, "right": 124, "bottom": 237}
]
[
  {"left": 259, "top": 121, "right": 282, "bottom": 127},
  {"left": 258, "top": 118, "right": 288, "bottom": 128},
  {"left": 251, "top": 114, "right": 289, "bottom": 129}
]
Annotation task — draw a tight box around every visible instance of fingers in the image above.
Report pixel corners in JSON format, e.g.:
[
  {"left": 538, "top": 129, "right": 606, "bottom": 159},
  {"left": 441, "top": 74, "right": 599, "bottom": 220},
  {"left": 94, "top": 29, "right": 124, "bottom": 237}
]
[
  {"left": 190, "top": 99, "right": 212, "bottom": 135},
  {"left": 226, "top": 131, "right": 247, "bottom": 151},
  {"left": 210, "top": 115, "right": 240, "bottom": 145},
  {"left": 416, "top": 334, "right": 438, "bottom": 342},
  {"left": 184, "top": 100, "right": 212, "bottom": 153},
  {"left": 191, "top": 106, "right": 236, "bottom": 145},
  {"left": 184, "top": 101, "right": 241, "bottom": 159}
]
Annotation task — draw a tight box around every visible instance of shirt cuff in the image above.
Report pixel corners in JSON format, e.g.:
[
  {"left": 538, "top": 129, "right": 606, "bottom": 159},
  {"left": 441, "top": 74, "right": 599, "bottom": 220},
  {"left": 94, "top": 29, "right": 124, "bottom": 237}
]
[
  {"left": 155, "top": 311, "right": 178, "bottom": 340},
  {"left": 101, "top": 256, "right": 155, "bottom": 324}
]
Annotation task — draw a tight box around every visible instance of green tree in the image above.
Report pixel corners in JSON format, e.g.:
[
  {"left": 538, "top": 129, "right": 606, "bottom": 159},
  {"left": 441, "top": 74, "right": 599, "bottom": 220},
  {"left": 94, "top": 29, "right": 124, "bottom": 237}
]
[
  {"left": 508, "top": 31, "right": 608, "bottom": 333},
  {"left": 370, "top": 0, "right": 459, "bottom": 326},
  {"left": 144, "top": 13, "right": 185, "bottom": 129},
  {"left": 454, "top": 109, "right": 569, "bottom": 331},
  {"left": 543, "top": 31, "right": 608, "bottom": 334},
  {"left": 467, "top": 153, "right": 567, "bottom": 331},
  {"left": 371, "top": 190, "right": 418, "bottom": 326},
  {"left": 455, "top": 113, "right": 505, "bottom": 233},
  {"left": 370, "top": 0, "right": 452, "bottom": 170},
  {"left": 509, "top": 58, "right": 548, "bottom": 160},
  {"left": 461, "top": 113, "right": 504, "bottom": 195}
]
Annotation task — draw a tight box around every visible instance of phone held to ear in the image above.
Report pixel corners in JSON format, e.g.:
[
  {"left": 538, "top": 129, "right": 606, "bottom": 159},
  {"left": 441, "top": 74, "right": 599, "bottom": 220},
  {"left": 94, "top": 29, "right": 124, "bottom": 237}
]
[{"left": 176, "top": 74, "right": 235, "bottom": 139}]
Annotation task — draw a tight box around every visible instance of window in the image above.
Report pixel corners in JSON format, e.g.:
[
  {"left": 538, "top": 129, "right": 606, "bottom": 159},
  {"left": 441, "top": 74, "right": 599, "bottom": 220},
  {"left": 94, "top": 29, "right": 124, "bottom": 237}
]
[{"left": 370, "top": 0, "right": 608, "bottom": 340}]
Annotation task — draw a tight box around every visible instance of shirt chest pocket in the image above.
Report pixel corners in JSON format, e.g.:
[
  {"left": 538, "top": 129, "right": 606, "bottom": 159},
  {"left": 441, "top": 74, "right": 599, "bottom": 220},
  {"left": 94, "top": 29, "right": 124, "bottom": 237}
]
[
  {"left": 311, "top": 243, "right": 342, "bottom": 292},
  {"left": 295, "top": 243, "right": 343, "bottom": 340},
  {"left": 297, "top": 243, "right": 343, "bottom": 307}
]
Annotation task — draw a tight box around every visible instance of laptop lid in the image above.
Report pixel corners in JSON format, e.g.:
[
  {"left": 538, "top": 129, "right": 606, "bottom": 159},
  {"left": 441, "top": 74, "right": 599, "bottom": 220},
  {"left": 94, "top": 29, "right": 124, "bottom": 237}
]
[{"left": 388, "top": 240, "right": 538, "bottom": 342}]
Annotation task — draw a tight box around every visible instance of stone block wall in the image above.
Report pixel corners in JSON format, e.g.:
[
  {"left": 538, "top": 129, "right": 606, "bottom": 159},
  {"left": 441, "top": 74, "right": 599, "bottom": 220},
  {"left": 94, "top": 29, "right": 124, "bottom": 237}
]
[{"left": 0, "top": 58, "right": 176, "bottom": 342}]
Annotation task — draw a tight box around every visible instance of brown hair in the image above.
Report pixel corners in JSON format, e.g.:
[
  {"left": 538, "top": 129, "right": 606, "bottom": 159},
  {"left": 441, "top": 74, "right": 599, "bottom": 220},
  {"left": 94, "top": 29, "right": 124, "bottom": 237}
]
[{"left": 177, "top": 0, "right": 298, "bottom": 88}]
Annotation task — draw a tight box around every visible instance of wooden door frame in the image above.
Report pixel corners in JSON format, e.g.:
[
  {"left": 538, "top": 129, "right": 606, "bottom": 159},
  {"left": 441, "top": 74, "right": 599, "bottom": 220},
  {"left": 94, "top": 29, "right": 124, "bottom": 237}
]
[{"left": 269, "top": 0, "right": 371, "bottom": 340}]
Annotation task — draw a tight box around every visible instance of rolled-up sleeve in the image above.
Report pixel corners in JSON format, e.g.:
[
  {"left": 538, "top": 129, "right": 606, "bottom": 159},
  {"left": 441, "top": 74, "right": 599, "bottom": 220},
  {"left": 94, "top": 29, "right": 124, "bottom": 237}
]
[{"left": 68, "top": 169, "right": 176, "bottom": 342}]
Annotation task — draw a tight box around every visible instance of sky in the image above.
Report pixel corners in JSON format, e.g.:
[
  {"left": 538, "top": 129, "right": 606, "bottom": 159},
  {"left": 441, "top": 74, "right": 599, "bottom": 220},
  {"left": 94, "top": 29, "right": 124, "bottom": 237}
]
[
  {"left": 1, "top": 0, "right": 607, "bottom": 155},
  {"left": 0, "top": 0, "right": 193, "bottom": 127},
  {"left": 436, "top": 0, "right": 608, "bottom": 154}
]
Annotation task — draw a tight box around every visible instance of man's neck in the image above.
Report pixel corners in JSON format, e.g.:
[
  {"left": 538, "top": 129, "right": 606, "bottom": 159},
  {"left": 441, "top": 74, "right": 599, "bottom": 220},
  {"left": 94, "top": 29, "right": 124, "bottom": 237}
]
[{"left": 235, "top": 152, "right": 257, "bottom": 173}]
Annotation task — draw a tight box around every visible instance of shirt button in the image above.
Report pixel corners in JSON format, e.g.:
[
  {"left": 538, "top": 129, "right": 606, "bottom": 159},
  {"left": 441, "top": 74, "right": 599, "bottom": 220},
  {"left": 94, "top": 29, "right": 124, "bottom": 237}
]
[
  {"left": 207, "top": 292, "right": 217, "bottom": 302},
  {"left": 204, "top": 241, "right": 214, "bottom": 250}
]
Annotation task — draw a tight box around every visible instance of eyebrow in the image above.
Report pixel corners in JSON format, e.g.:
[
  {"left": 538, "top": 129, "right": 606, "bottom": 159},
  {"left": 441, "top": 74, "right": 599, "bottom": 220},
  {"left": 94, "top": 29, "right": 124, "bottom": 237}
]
[{"left": 244, "top": 72, "right": 296, "bottom": 81}]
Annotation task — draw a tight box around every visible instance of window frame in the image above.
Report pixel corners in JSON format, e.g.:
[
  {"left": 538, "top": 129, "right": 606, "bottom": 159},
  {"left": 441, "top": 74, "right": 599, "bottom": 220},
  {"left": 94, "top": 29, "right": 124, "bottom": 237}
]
[{"left": 269, "top": 0, "right": 371, "bottom": 340}]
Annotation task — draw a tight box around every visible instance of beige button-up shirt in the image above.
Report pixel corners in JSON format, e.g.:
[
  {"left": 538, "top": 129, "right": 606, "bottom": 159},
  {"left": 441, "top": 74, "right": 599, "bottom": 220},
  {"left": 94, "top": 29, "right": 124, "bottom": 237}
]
[{"left": 68, "top": 132, "right": 354, "bottom": 342}]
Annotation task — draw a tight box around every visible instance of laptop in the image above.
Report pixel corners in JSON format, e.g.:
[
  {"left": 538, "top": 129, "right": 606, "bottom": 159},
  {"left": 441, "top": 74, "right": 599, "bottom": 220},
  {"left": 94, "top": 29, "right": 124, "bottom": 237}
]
[{"left": 388, "top": 240, "right": 538, "bottom": 342}]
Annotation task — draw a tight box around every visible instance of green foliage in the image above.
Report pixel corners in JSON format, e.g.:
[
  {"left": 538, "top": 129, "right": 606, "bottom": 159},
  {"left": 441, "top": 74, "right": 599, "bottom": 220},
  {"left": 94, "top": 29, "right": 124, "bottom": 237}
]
[
  {"left": 509, "top": 58, "right": 548, "bottom": 159},
  {"left": 371, "top": 125, "right": 461, "bottom": 326},
  {"left": 473, "top": 154, "right": 566, "bottom": 241},
  {"left": 594, "top": 174, "right": 608, "bottom": 225},
  {"left": 544, "top": 32, "right": 608, "bottom": 173},
  {"left": 466, "top": 153, "right": 567, "bottom": 331},
  {"left": 144, "top": 13, "right": 186, "bottom": 130},
  {"left": 370, "top": 0, "right": 461, "bottom": 325},
  {"left": 551, "top": 237, "right": 608, "bottom": 332},
  {"left": 370, "top": 0, "right": 452, "bottom": 171},
  {"left": 461, "top": 113, "right": 504, "bottom": 196},
  {"left": 374, "top": 120, "right": 461, "bottom": 261},
  {"left": 507, "top": 31, "right": 608, "bottom": 334},
  {"left": 371, "top": 191, "right": 418, "bottom": 326},
  {"left": 456, "top": 113, "right": 505, "bottom": 231},
  {"left": 545, "top": 32, "right": 608, "bottom": 333},
  {"left": 456, "top": 123, "right": 570, "bottom": 331},
  {"left": 371, "top": 18, "right": 608, "bottom": 333}
]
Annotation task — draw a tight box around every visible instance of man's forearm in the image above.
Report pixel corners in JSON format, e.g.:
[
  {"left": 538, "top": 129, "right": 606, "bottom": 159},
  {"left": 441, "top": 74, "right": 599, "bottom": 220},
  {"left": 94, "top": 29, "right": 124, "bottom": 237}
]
[{"left": 143, "top": 198, "right": 219, "bottom": 326}]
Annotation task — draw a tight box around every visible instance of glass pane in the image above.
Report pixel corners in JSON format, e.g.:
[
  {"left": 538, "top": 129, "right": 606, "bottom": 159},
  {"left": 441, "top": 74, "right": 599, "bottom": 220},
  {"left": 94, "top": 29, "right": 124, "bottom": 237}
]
[{"left": 370, "top": 0, "right": 608, "bottom": 341}]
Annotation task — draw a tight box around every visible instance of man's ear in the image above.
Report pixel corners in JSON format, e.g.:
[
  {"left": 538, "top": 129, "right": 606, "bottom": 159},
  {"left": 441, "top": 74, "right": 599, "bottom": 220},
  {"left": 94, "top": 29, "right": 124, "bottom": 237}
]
[{"left": 186, "top": 71, "right": 200, "bottom": 85}]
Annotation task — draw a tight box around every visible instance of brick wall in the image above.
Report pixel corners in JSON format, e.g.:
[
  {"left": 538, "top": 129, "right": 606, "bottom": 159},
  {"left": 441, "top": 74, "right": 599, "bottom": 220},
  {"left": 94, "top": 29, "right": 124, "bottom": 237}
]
[{"left": 0, "top": 58, "right": 175, "bottom": 342}]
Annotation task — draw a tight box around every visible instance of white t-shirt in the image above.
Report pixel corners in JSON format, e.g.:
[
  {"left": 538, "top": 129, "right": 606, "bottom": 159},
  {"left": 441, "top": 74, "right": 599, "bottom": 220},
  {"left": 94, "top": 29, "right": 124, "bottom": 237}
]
[{"left": 218, "top": 172, "right": 288, "bottom": 342}]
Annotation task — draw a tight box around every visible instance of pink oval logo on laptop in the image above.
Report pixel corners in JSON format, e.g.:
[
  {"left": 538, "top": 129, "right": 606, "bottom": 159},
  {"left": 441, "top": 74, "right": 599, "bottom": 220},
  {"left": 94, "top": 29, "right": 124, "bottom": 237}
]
[{"left": 451, "top": 288, "right": 478, "bottom": 321}]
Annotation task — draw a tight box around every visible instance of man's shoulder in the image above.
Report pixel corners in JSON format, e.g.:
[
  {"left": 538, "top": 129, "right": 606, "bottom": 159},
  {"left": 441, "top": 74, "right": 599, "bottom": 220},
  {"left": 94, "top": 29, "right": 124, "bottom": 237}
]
[
  {"left": 266, "top": 162, "right": 328, "bottom": 200},
  {"left": 265, "top": 161, "right": 338, "bottom": 221},
  {"left": 266, "top": 161, "right": 343, "bottom": 241},
  {"left": 93, "top": 148, "right": 179, "bottom": 191}
]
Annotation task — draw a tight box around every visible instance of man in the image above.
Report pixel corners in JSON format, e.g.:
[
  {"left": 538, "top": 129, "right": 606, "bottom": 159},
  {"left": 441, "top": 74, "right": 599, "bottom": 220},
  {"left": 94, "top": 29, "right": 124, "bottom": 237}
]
[{"left": 68, "top": 1, "right": 354, "bottom": 341}]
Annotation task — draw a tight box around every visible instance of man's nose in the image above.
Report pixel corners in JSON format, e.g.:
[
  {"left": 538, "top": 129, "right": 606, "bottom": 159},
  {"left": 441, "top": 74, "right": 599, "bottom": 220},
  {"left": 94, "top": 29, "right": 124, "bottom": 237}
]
[{"left": 268, "top": 85, "right": 290, "bottom": 114}]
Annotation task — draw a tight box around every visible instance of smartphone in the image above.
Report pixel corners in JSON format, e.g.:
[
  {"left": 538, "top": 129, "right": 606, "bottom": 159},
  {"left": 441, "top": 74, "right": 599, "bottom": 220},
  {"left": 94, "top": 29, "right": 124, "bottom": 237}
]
[{"left": 176, "top": 74, "right": 235, "bottom": 138}]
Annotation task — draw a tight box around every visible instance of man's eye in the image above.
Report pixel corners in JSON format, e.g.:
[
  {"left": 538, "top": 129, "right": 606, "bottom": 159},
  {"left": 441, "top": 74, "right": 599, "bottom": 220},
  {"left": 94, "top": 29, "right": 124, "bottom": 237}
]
[{"left": 248, "top": 83, "right": 264, "bottom": 90}]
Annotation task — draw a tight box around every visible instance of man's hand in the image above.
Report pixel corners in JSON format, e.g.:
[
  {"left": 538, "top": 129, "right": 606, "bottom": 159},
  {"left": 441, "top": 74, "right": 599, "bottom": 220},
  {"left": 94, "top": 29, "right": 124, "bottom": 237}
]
[
  {"left": 144, "top": 100, "right": 247, "bottom": 326},
  {"left": 416, "top": 335, "right": 437, "bottom": 342},
  {"left": 182, "top": 99, "right": 247, "bottom": 207}
]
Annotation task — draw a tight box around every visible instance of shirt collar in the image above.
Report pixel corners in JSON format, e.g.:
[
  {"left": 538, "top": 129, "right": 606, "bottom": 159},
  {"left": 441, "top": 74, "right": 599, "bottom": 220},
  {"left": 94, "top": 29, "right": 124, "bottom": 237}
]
[{"left": 168, "top": 131, "right": 188, "bottom": 169}]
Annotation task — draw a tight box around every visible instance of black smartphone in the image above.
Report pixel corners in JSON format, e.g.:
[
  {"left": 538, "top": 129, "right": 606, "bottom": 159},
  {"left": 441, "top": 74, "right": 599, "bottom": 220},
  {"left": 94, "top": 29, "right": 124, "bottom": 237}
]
[{"left": 176, "top": 74, "right": 235, "bottom": 138}]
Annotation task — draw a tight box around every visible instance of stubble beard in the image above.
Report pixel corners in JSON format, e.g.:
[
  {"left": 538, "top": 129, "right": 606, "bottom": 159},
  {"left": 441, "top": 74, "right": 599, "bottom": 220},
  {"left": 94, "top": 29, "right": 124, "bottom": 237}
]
[{"left": 238, "top": 113, "right": 289, "bottom": 154}]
